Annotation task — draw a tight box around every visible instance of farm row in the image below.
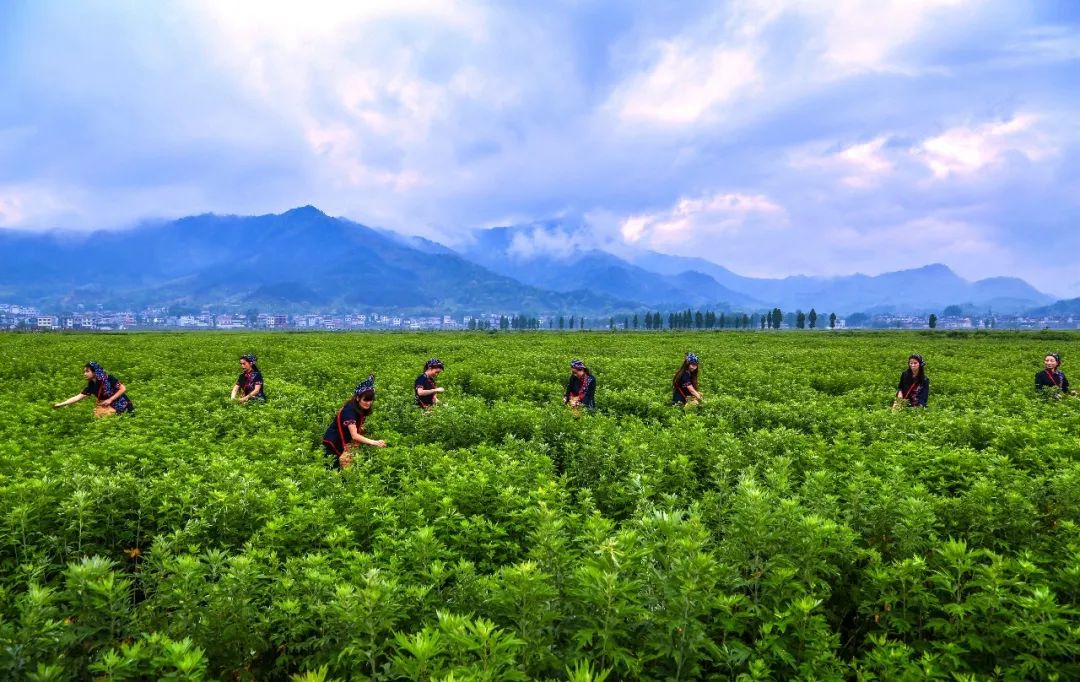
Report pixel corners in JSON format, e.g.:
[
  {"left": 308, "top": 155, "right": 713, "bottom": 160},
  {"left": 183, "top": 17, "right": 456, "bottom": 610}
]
[{"left": 1, "top": 331, "right": 1078, "bottom": 680}]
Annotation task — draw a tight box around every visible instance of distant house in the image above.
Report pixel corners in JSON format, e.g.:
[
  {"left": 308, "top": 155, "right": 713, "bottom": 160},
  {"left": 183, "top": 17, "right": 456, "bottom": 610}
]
[{"left": 215, "top": 314, "right": 247, "bottom": 329}]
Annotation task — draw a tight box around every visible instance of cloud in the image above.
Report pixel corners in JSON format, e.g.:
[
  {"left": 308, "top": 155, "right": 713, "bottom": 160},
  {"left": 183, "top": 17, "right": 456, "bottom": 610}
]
[
  {"left": 810, "top": 0, "right": 974, "bottom": 75},
  {"left": 507, "top": 226, "right": 593, "bottom": 260},
  {"left": 914, "top": 114, "right": 1058, "bottom": 179},
  {"left": 789, "top": 137, "right": 895, "bottom": 188},
  {"left": 1, "top": 0, "right": 1078, "bottom": 294},
  {"left": 608, "top": 43, "right": 760, "bottom": 125},
  {"left": 0, "top": 184, "right": 75, "bottom": 229},
  {"left": 619, "top": 192, "right": 787, "bottom": 246}
]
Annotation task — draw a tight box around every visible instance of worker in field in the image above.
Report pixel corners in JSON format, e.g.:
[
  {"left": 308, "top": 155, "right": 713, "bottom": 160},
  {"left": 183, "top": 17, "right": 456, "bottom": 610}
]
[
  {"left": 415, "top": 358, "right": 445, "bottom": 410},
  {"left": 1035, "top": 353, "right": 1072, "bottom": 397},
  {"left": 564, "top": 359, "right": 596, "bottom": 410},
  {"left": 672, "top": 352, "right": 704, "bottom": 406},
  {"left": 231, "top": 354, "right": 266, "bottom": 402},
  {"left": 894, "top": 354, "right": 930, "bottom": 408},
  {"left": 322, "top": 375, "right": 387, "bottom": 469},
  {"left": 53, "top": 361, "right": 135, "bottom": 416}
]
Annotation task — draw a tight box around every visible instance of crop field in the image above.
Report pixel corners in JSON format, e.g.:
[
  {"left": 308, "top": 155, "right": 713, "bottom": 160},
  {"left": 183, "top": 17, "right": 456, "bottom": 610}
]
[{"left": 1, "top": 330, "right": 1079, "bottom": 681}]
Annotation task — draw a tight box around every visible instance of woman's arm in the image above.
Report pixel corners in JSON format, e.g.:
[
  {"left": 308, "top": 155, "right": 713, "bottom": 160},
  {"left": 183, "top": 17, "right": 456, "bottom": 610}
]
[
  {"left": 239, "top": 382, "right": 262, "bottom": 402},
  {"left": 54, "top": 393, "right": 88, "bottom": 408},
  {"left": 416, "top": 386, "right": 444, "bottom": 397},
  {"left": 231, "top": 384, "right": 240, "bottom": 400},
  {"left": 101, "top": 383, "right": 126, "bottom": 406},
  {"left": 349, "top": 423, "right": 386, "bottom": 448},
  {"left": 687, "top": 384, "right": 703, "bottom": 400}
]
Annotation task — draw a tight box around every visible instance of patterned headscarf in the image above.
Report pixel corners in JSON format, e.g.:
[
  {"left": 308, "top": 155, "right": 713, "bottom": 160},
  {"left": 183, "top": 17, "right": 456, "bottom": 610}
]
[
  {"left": 685, "top": 352, "right": 699, "bottom": 365},
  {"left": 85, "top": 361, "right": 107, "bottom": 382},
  {"left": 354, "top": 374, "right": 376, "bottom": 399},
  {"left": 425, "top": 358, "right": 444, "bottom": 370},
  {"left": 570, "top": 359, "right": 586, "bottom": 371},
  {"left": 241, "top": 354, "right": 257, "bottom": 365},
  {"left": 84, "top": 360, "right": 130, "bottom": 411},
  {"left": 1047, "top": 352, "right": 1062, "bottom": 367}
]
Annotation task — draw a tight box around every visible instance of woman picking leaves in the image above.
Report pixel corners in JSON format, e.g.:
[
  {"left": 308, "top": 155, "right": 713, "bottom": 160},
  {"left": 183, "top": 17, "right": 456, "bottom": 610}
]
[
  {"left": 672, "top": 352, "right": 704, "bottom": 406},
  {"left": 53, "top": 361, "right": 134, "bottom": 416},
  {"left": 564, "top": 359, "right": 596, "bottom": 410},
  {"left": 231, "top": 354, "right": 266, "bottom": 403},
  {"left": 894, "top": 354, "right": 929, "bottom": 408},
  {"left": 415, "top": 358, "right": 445, "bottom": 410},
  {"left": 322, "top": 375, "right": 386, "bottom": 469},
  {"left": 1035, "top": 353, "right": 1072, "bottom": 398}
]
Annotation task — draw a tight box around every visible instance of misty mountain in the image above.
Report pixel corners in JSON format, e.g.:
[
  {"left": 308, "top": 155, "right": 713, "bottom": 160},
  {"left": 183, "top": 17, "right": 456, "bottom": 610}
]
[
  {"left": 0, "top": 207, "right": 628, "bottom": 314},
  {"left": 0, "top": 207, "right": 1057, "bottom": 316},
  {"left": 459, "top": 222, "right": 1053, "bottom": 314},
  {"left": 457, "top": 226, "right": 760, "bottom": 309},
  {"left": 1026, "top": 297, "right": 1080, "bottom": 316}
]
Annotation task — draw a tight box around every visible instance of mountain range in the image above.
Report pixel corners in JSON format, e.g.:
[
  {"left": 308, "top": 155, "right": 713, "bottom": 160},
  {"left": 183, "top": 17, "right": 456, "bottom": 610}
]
[{"left": 0, "top": 206, "right": 1061, "bottom": 316}]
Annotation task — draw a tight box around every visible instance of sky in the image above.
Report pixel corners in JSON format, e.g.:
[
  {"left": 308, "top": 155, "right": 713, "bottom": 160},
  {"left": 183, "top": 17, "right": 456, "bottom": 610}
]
[{"left": 1, "top": 0, "right": 1079, "bottom": 296}]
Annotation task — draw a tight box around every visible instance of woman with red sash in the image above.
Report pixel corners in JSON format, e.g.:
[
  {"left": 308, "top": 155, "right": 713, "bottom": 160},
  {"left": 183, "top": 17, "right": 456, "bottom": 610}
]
[
  {"left": 1035, "top": 353, "right": 1071, "bottom": 397},
  {"left": 895, "top": 354, "right": 929, "bottom": 408},
  {"left": 231, "top": 354, "right": 266, "bottom": 402},
  {"left": 564, "top": 359, "right": 596, "bottom": 410},
  {"left": 322, "top": 375, "right": 387, "bottom": 469},
  {"left": 415, "top": 358, "right": 445, "bottom": 410},
  {"left": 53, "top": 361, "right": 134, "bottom": 416},
  {"left": 672, "top": 352, "right": 703, "bottom": 406}
]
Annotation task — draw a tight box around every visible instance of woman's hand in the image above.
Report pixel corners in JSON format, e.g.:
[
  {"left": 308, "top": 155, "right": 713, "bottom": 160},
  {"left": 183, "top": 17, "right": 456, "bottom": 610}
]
[
  {"left": 435, "top": 387, "right": 445, "bottom": 393},
  {"left": 372, "top": 439, "right": 387, "bottom": 448}
]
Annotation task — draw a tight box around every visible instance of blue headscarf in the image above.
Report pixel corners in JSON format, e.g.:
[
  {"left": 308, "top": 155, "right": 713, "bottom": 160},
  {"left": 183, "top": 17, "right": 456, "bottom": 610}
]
[
  {"left": 570, "top": 359, "right": 586, "bottom": 371},
  {"left": 86, "top": 361, "right": 107, "bottom": 383},
  {"left": 354, "top": 374, "right": 376, "bottom": 399},
  {"left": 685, "top": 352, "right": 699, "bottom": 365},
  {"left": 425, "top": 358, "right": 444, "bottom": 370},
  {"left": 85, "top": 361, "right": 132, "bottom": 412}
]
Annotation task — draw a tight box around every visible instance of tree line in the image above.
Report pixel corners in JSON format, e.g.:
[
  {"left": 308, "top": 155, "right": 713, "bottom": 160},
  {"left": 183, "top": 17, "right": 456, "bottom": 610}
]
[{"left": 467, "top": 308, "right": 848, "bottom": 330}]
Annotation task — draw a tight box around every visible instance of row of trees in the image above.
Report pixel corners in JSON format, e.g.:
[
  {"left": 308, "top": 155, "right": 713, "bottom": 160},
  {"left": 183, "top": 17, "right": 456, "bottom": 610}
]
[
  {"left": 469, "top": 309, "right": 845, "bottom": 331},
  {"left": 760, "top": 308, "right": 838, "bottom": 329}
]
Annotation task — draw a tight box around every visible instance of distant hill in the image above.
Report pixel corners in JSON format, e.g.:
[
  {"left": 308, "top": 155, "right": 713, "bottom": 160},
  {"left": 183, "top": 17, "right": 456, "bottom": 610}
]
[
  {"left": 460, "top": 222, "right": 1055, "bottom": 314},
  {"left": 0, "top": 207, "right": 629, "bottom": 314},
  {"left": 1026, "top": 297, "right": 1080, "bottom": 316},
  {"left": 0, "top": 207, "right": 1057, "bottom": 315},
  {"left": 456, "top": 225, "right": 758, "bottom": 309}
]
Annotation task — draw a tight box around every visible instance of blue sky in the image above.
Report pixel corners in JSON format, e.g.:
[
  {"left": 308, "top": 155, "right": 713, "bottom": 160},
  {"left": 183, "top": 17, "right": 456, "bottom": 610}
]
[{"left": 1, "top": 1, "right": 1079, "bottom": 296}]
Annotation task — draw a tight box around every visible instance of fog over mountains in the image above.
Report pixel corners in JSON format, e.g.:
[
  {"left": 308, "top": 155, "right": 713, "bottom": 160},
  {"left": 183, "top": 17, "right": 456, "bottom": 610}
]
[{"left": 0, "top": 207, "right": 1059, "bottom": 316}]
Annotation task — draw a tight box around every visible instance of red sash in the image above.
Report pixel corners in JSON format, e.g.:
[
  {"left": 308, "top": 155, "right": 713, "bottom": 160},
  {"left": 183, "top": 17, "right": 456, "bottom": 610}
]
[
  {"left": 902, "top": 379, "right": 921, "bottom": 401},
  {"left": 1046, "top": 370, "right": 1062, "bottom": 388},
  {"left": 323, "top": 403, "right": 365, "bottom": 455},
  {"left": 574, "top": 376, "right": 590, "bottom": 401},
  {"left": 96, "top": 376, "right": 115, "bottom": 401}
]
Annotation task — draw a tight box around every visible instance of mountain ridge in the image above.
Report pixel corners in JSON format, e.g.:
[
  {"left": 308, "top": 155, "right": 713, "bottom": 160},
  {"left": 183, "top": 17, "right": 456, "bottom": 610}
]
[{"left": 0, "top": 206, "right": 1061, "bottom": 315}]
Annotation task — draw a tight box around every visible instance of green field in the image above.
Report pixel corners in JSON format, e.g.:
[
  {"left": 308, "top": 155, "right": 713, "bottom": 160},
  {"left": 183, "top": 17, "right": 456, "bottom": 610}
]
[{"left": 2, "top": 331, "right": 1079, "bottom": 680}]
